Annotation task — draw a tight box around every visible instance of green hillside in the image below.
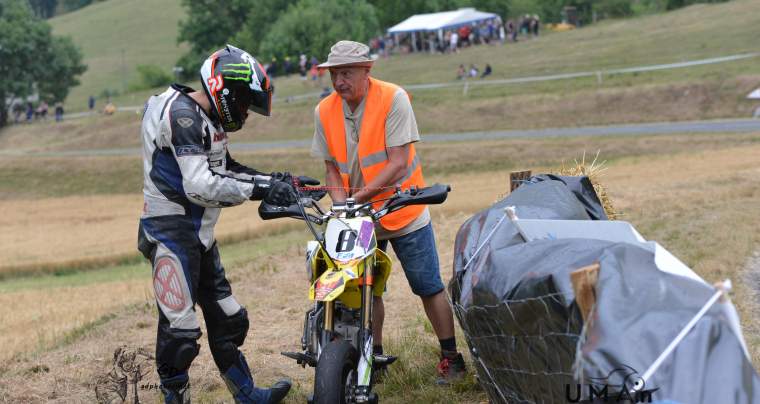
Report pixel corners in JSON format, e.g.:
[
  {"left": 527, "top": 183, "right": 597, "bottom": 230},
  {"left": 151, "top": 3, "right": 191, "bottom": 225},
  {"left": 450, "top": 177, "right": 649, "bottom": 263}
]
[
  {"left": 49, "top": 0, "right": 188, "bottom": 110},
  {"left": 274, "top": 0, "right": 760, "bottom": 97},
  {"left": 371, "top": 0, "right": 760, "bottom": 85},
  {"left": 47, "top": 0, "right": 759, "bottom": 108}
]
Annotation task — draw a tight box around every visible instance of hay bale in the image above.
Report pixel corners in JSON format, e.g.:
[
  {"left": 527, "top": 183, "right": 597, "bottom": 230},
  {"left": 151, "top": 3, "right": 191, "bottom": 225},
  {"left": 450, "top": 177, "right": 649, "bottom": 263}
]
[{"left": 553, "top": 151, "right": 619, "bottom": 220}]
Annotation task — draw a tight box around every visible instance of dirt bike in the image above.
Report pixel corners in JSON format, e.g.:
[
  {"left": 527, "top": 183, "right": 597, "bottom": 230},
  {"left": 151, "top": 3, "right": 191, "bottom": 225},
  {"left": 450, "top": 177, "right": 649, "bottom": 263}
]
[{"left": 258, "top": 183, "right": 450, "bottom": 404}]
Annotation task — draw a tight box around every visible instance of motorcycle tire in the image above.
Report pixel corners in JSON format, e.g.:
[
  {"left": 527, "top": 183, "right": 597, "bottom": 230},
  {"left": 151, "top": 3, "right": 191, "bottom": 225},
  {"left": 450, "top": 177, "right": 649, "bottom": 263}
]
[{"left": 314, "top": 339, "right": 359, "bottom": 404}]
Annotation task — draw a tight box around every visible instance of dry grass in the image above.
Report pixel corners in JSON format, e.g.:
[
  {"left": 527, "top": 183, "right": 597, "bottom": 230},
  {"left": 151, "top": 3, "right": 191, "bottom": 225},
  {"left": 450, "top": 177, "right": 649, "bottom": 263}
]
[
  {"left": 0, "top": 194, "right": 292, "bottom": 276},
  {"left": 0, "top": 279, "right": 153, "bottom": 365},
  {"left": 0, "top": 209, "right": 490, "bottom": 404},
  {"left": 2, "top": 142, "right": 760, "bottom": 402},
  {"left": 3, "top": 132, "right": 760, "bottom": 274}
]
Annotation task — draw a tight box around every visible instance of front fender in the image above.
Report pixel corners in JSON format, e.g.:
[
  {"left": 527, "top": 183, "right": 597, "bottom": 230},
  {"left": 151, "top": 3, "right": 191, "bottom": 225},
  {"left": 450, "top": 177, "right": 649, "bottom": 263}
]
[{"left": 310, "top": 268, "right": 357, "bottom": 302}]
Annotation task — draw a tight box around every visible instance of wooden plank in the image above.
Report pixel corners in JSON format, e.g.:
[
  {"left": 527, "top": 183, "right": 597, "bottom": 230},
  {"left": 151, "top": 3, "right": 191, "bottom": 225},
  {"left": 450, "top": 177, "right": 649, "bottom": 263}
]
[
  {"left": 510, "top": 170, "right": 532, "bottom": 192},
  {"left": 570, "top": 262, "right": 600, "bottom": 323}
]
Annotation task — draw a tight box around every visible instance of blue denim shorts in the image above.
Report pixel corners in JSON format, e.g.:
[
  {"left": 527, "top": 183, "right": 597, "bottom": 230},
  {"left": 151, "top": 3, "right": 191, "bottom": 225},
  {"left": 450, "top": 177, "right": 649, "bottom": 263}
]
[{"left": 378, "top": 223, "right": 445, "bottom": 297}]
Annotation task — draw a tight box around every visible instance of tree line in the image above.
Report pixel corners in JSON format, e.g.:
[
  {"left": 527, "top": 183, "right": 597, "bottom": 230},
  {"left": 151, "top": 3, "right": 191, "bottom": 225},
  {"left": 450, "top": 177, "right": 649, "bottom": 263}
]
[{"left": 1, "top": 0, "right": 86, "bottom": 127}]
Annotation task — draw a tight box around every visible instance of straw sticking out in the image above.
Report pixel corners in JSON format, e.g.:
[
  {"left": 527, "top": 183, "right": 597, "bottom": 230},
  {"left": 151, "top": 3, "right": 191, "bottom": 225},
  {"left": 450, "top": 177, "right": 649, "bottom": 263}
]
[{"left": 553, "top": 151, "right": 619, "bottom": 220}]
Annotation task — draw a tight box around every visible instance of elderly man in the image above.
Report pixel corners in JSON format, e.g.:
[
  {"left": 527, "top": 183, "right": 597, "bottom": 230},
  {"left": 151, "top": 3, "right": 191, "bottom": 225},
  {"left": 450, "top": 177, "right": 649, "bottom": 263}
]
[{"left": 310, "top": 40, "right": 466, "bottom": 384}]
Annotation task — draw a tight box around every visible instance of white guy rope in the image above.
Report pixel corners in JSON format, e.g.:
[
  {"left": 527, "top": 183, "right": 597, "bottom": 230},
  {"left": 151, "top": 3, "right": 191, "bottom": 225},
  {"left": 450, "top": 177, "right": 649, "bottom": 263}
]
[
  {"left": 631, "top": 279, "right": 732, "bottom": 393},
  {"left": 462, "top": 207, "right": 510, "bottom": 271}
]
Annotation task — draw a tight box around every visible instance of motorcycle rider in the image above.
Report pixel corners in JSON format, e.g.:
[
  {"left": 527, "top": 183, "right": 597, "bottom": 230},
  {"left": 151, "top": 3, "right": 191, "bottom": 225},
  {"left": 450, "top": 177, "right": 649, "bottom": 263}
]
[{"left": 137, "top": 45, "right": 307, "bottom": 403}]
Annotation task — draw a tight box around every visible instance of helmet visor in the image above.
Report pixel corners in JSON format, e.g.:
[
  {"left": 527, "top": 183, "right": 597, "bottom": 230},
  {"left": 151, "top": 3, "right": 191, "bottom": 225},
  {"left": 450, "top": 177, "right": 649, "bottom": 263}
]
[{"left": 248, "top": 85, "right": 273, "bottom": 117}]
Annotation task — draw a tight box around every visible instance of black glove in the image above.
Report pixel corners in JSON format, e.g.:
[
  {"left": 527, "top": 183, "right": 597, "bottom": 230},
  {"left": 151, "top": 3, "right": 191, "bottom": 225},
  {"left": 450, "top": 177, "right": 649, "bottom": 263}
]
[
  {"left": 269, "top": 171, "right": 292, "bottom": 182},
  {"left": 264, "top": 180, "right": 297, "bottom": 206},
  {"left": 249, "top": 177, "right": 273, "bottom": 201}
]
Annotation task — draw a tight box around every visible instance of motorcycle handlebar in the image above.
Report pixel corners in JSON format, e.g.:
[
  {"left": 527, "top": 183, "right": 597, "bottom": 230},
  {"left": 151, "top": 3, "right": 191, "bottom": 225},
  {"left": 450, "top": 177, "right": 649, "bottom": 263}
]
[{"left": 257, "top": 183, "right": 451, "bottom": 223}]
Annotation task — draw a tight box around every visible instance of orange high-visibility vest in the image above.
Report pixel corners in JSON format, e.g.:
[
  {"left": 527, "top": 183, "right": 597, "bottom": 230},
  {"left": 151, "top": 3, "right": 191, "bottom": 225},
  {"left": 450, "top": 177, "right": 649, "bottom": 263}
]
[{"left": 319, "top": 77, "right": 425, "bottom": 231}]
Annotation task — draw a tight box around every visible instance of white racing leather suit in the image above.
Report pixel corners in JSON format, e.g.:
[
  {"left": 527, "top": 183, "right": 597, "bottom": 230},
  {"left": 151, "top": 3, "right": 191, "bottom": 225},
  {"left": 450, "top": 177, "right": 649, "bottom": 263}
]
[{"left": 137, "top": 84, "right": 275, "bottom": 402}]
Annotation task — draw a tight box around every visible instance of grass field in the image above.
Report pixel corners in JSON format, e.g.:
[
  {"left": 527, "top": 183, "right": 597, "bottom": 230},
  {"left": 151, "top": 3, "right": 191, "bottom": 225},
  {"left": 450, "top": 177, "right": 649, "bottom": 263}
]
[
  {"left": 2, "top": 1, "right": 760, "bottom": 402},
  {"left": 38, "top": 0, "right": 760, "bottom": 119},
  {"left": 49, "top": 0, "right": 187, "bottom": 111}
]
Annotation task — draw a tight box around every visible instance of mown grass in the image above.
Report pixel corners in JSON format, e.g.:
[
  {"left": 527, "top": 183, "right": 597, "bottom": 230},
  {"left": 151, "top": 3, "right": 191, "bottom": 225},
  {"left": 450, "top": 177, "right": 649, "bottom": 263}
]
[
  {"left": 0, "top": 226, "right": 310, "bottom": 365},
  {"left": 49, "top": 0, "right": 188, "bottom": 111},
  {"left": 0, "top": 219, "right": 305, "bottom": 283}
]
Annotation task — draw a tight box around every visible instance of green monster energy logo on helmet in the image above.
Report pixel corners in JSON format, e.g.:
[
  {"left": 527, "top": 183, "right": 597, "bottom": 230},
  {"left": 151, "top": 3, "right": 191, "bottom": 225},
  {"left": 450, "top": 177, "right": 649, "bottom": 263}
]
[{"left": 221, "top": 63, "right": 252, "bottom": 82}]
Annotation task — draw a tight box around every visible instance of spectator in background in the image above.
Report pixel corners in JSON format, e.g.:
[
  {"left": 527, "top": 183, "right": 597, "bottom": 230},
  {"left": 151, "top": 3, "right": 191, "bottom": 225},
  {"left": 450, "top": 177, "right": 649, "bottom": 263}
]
[
  {"left": 266, "top": 57, "right": 278, "bottom": 78},
  {"left": 456, "top": 64, "right": 466, "bottom": 80},
  {"left": 55, "top": 102, "right": 64, "bottom": 122},
  {"left": 450, "top": 31, "right": 459, "bottom": 53},
  {"left": 309, "top": 59, "right": 319, "bottom": 86},
  {"left": 499, "top": 20, "right": 506, "bottom": 44},
  {"left": 26, "top": 102, "right": 34, "bottom": 122},
  {"left": 88, "top": 95, "right": 95, "bottom": 111},
  {"left": 481, "top": 64, "right": 492, "bottom": 79},
  {"left": 319, "top": 87, "right": 332, "bottom": 99},
  {"left": 458, "top": 25, "right": 470, "bottom": 47},
  {"left": 299, "top": 54, "right": 308, "bottom": 81},
  {"left": 283, "top": 56, "right": 292, "bottom": 76},
  {"left": 379, "top": 35, "right": 387, "bottom": 58},
  {"left": 469, "top": 64, "right": 479, "bottom": 78},
  {"left": 479, "top": 24, "right": 489, "bottom": 45},
  {"left": 37, "top": 100, "right": 49, "bottom": 120},
  {"left": 386, "top": 36, "right": 395, "bottom": 55},
  {"left": 12, "top": 102, "right": 24, "bottom": 124},
  {"left": 520, "top": 15, "right": 530, "bottom": 36},
  {"left": 532, "top": 14, "right": 540, "bottom": 36},
  {"left": 104, "top": 100, "right": 116, "bottom": 115},
  {"left": 507, "top": 19, "right": 517, "bottom": 42}
]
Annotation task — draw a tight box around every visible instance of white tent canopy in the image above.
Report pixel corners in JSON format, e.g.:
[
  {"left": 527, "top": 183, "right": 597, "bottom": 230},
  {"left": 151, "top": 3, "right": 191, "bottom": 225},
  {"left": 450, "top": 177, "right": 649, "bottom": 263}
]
[{"left": 387, "top": 8, "right": 500, "bottom": 34}]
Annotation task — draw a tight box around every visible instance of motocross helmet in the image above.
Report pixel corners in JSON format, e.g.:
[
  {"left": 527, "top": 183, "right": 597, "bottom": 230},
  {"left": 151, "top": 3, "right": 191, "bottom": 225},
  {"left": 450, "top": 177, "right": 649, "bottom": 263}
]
[{"left": 200, "top": 45, "right": 273, "bottom": 132}]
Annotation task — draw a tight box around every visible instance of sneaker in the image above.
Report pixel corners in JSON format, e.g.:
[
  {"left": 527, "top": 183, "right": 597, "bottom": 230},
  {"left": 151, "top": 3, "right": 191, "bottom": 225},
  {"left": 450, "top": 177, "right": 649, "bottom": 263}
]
[{"left": 435, "top": 352, "right": 466, "bottom": 385}]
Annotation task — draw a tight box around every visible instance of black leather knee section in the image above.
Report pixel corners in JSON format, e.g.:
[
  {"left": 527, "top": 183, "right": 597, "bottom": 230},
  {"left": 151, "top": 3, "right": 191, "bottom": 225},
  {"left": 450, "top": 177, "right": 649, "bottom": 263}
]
[
  {"left": 209, "top": 308, "right": 249, "bottom": 371},
  {"left": 156, "top": 325, "right": 201, "bottom": 379},
  {"left": 137, "top": 223, "right": 156, "bottom": 261}
]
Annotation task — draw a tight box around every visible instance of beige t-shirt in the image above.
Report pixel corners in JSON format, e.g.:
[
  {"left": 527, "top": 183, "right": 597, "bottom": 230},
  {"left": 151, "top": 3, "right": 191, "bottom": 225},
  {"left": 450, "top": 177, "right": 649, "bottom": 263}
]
[{"left": 311, "top": 86, "right": 430, "bottom": 240}]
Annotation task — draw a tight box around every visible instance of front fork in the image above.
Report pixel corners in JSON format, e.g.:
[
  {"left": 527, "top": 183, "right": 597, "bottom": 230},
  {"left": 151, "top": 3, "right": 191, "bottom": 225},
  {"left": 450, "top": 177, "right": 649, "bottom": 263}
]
[
  {"left": 355, "top": 259, "right": 375, "bottom": 400},
  {"left": 318, "top": 259, "right": 377, "bottom": 402}
]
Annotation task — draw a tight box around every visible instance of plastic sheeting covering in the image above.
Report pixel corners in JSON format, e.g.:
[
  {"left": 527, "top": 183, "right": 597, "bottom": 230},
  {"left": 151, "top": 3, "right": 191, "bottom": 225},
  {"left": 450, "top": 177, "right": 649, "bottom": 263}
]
[{"left": 450, "top": 177, "right": 760, "bottom": 403}]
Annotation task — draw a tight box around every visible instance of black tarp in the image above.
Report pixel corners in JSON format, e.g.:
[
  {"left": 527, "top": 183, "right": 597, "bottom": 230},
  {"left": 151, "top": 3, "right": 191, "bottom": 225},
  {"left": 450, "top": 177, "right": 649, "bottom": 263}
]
[{"left": 450, "top": 177, "right": 760, "bottom": 403}]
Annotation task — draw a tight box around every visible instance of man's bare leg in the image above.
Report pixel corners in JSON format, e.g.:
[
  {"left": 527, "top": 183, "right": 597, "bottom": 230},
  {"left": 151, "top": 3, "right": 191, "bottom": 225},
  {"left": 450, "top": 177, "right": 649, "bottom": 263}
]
[
  {"left": 372, "top": 296, "right": 384, "bottom": 347},
  {"left": 421, "top": 291, "right": 455, "bottom": 340}
]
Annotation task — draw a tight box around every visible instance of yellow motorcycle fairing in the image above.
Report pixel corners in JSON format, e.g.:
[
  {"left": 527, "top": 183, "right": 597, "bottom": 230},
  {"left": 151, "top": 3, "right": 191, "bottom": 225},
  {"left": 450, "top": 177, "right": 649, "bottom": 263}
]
[{"left": 308, "top": 245, "right": 393, "bottom": 309}]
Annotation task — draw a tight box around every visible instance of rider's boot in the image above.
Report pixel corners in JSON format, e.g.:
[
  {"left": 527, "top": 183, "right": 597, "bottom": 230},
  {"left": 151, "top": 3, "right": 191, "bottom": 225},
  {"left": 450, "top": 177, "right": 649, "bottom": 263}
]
[
  {"left": 160, "top": 372, "right": 191, "bottom": 404},
  {"left": 222, "top": 352, "right": 292, "bottom": 403}
]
